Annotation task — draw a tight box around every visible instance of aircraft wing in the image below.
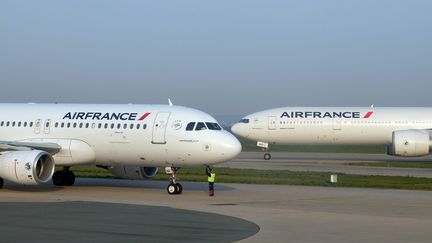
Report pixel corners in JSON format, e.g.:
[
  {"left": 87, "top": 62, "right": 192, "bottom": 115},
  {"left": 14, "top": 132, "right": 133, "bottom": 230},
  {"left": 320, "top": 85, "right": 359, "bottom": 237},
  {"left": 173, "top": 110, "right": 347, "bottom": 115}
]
[{"left": 0, "top": 141, "right": 62, "bottom": 154}]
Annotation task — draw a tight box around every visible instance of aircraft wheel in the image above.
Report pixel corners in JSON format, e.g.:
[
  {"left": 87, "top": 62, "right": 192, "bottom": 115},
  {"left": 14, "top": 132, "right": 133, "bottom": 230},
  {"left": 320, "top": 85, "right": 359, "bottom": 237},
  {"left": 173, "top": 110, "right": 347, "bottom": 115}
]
[
  {"left": 52, "top": 171, "right": 64, "bottom": 186},
  {"left": 167, "top": 183, "right": 177, "bottom": 195},
  {"left": 176, "top": 183, "right": 183, "bottom": 194},
  {"left": 264, "top": 153, "right": 272, "bottom": 160},
  {"left": 0, "top": 177, "right": 3, "bottom": 189},
  {"left": 64, "top": 171, "right": 76, "bottom": 186}
]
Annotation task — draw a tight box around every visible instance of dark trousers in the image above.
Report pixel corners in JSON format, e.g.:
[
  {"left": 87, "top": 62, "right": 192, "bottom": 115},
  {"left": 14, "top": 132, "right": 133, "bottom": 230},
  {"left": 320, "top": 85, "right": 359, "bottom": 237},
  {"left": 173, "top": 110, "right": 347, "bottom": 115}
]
[{"left": 208, "top": 182, "right": 214, "bottom": 191}]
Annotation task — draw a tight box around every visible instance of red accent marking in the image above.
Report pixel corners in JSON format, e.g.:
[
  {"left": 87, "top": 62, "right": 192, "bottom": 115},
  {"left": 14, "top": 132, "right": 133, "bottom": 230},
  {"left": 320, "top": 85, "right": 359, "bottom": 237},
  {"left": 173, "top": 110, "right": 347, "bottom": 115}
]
[
  {"left": 138, "top": 112, "right": 151, "bottom": 121},
  {"left": 363, "top": 111, "right": 374, "bottom": 118}
]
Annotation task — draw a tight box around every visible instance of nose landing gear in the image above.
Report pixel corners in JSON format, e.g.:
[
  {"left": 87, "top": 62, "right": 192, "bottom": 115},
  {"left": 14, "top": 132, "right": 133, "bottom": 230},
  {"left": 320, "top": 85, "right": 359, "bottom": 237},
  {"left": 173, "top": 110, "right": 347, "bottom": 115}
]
[
  {"left": 165, "top": 167, "right": 183, "bottom": 195},
  {"left": 257, "top": 141, "right": 272, "bottom": 160}
]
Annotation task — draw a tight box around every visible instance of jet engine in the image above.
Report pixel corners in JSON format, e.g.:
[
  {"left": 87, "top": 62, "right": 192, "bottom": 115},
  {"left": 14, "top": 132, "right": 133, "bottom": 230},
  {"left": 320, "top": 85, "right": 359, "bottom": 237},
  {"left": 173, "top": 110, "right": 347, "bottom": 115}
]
[
  {"left": 107, "top": 166, "right": 158, "bottom": 180},
  {"left": 0, "top": 150, "right": 55, "bottom": 185},
  {"left": 387, "top": 130, "right": 431, "bottom": 157}
]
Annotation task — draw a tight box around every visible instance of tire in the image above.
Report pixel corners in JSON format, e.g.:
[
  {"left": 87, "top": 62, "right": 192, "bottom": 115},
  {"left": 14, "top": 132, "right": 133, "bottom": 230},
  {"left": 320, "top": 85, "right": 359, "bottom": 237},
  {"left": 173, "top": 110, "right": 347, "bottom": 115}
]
[
  {"left": 167, "top": 183, "right": 177, "bottom": 195},
  {"left": 176, "top": 183, "right": 183, "bottom": 194},
  {"left": 52, "top": 171, "right": 64, "bottom": 186},
  {"left": 0, "top": 177, "right": 3, "bottom": 189},
  {"left": 264, "top": 153, "right": 272, "bottom": 160},
  {"left": 64, "top": 171, "right": 76, "bottom": 186}
]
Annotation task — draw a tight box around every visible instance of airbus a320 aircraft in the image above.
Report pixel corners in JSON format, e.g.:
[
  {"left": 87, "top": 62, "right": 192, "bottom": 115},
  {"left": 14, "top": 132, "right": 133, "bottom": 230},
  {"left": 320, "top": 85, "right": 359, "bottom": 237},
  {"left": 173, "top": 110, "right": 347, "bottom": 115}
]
[
  {"left": 232, "top": 106, "right": 432, "bottom": 160},
  {"left": 0, "top": 103, "right": 241, "bottom": 194}
]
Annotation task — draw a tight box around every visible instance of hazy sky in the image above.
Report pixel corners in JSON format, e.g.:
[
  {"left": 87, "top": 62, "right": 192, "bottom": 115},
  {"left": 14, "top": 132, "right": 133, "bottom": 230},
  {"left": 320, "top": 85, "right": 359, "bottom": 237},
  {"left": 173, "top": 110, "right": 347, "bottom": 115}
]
[{"left": 1, "top": 0, "right": 431, "bottom": 117}]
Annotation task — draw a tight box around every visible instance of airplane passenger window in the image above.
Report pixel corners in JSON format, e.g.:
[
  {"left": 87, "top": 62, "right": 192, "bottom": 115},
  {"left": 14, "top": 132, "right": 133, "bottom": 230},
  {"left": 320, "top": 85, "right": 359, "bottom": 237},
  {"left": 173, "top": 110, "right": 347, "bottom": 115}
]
[
  {"left": 206, "top": 122, "right": 222, "bottom": 130},
  {"left": 117, "top": 124, "right": 121, "bottom": 129},
  {"left": 130, "top": 124, "right": 134, "bottom": 129},
  {"left": 0, "top": 121, "right": 3, "bottom": 126},
  {"left": 55, "top": 122, "right": 58, "bottom": 128},
  {"left": 67, "top": 123, "right": 71, "bottom": 128},
  {"left": 143, "top": 124, "right": 147, "bottom": 129},
  {"left": 98, "top": 123, "right": 102, "bottom": 129},
  {"left": 104, "top": 123, "right": 108, "bottom": 129},
  {"left": 18, "top": 122, "right": 22, "bottom": 127},
  {"left": 79, "top": 123, "right": 83, "bottom": 128},
  {"left": 61, "top": 122, "right": 64, "bottom": 128},
  {"left": 12, "top": 121, "right": 16, "bottom": 127},
  {"left": 123, "top": 124, "right": 127, "bottom": 129},
  {"left": 195, "top": 122, "right": 207, "bottom": 131},
  {"left": 111, "top": 124, "right": 115, "bottom": 129},
  {"left": 137, "top": 124, "right": 141, "bottom": 129},
  {"left": 24, "top": 122, "right": 27, "bottom": 127},
  {"left": 240, "top": 119, "right": 250, "bottom": 124},
  {"left": 186, "top": 122, "right": 195, "bottom": 131},
  {"left": 6, "top": 121, "right": 10, "bottom": 127},
  {"left": 73, "top": 123, "right": 77, "bottom": 128}
]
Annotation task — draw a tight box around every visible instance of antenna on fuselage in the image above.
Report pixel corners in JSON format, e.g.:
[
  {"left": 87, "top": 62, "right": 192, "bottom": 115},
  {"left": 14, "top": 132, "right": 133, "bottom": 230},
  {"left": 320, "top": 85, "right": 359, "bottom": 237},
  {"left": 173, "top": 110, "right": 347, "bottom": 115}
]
[
  {"left": 168, "top": 98, "right": 173, "bottom": 106},
  {"left": 370, "top": 104, "right": 374, "bottom": 108}
]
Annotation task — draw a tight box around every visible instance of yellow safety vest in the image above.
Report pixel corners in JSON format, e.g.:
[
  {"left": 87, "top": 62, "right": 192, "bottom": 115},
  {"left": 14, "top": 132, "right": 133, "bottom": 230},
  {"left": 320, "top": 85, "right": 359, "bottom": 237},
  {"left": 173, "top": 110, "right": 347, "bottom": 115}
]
[{"left": 208, "top": 173, "right": 215, "bottom": 183}]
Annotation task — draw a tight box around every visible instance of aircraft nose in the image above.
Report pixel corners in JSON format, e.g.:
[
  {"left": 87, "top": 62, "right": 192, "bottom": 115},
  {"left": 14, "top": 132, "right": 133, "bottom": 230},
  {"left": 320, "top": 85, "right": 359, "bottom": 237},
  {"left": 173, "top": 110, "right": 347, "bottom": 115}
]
[
  {"left": 222, "top": 131, "right": 242, "bottom": 160},
  {"left": 231, "top": 123, "right": 248, "bottom": 138}
]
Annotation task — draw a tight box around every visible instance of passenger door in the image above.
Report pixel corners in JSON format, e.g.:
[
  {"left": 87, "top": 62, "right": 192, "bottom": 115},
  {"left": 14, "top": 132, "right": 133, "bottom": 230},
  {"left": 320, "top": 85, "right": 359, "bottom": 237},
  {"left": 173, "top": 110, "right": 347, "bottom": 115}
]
[
  {"left": 268, "top": 116, "right": 277, "bottom": 130},
  {"left": 34, "top": 119, "right": 42, "bottom": 134},
  {"left": 152, "top": 112, "right": 171, "bottom": 144},
  {"left": 44, "top": 119, "right": 52, "bottom": 134},
  {"left": 333, "top": 118, "right": 342, "bottom": 130}
]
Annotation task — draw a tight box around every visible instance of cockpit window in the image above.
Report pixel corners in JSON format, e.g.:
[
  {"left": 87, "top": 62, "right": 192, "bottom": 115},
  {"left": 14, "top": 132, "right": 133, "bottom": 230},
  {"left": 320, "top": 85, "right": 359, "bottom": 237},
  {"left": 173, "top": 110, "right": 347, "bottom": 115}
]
[
  {"left": 186, "top": 122, "right": 196, "bottom": 131},
  {"left": 206, "top": 122, "right": 222, "bottom": 130},
  {"left": 195, "top": 122, "right": 207, "bottom": 131},
  {"left": 240, "top": 118, "right": 250, "bottom": 124}
]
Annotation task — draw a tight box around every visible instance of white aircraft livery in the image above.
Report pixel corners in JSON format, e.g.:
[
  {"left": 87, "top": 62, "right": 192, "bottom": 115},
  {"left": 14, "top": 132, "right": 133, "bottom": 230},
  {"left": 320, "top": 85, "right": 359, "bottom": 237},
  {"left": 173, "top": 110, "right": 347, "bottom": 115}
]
[
  {"left": 232, "top": 106, "right": 432, "bottom": 160},
  {"left": 0, "top": 103, "right": 241, "bottom": 194}
]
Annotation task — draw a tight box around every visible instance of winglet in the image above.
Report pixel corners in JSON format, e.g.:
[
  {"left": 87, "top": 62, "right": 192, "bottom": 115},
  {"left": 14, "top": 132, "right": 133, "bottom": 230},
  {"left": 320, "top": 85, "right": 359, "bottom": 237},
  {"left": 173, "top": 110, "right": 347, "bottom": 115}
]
[{"left": 168, "top": 99, "right": 173, "bottom": 106}]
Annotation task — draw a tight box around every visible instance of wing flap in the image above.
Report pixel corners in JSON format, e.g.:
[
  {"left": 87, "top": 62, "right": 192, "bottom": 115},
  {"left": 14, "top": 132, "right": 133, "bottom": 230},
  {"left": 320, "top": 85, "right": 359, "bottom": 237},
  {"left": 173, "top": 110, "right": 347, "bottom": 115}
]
[{"left": 0, "top": 141, "right": 62, "bottom": 154}]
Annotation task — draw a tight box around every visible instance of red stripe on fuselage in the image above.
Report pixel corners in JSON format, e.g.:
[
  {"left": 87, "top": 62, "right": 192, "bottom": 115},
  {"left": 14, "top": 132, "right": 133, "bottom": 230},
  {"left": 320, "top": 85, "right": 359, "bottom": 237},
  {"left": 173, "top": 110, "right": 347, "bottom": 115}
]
[
  {"left": 363, "top": 111, "right": 374, "bottom": 118},
  {"left": 138, "top": 112, "right": 151, "bottom": 120}
]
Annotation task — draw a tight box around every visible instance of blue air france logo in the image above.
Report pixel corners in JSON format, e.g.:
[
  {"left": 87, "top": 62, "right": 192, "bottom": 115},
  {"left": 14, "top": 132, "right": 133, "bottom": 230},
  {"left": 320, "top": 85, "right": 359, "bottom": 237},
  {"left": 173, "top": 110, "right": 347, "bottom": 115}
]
[
  {"left": 62, "top": 112, "right": 152, "bottom": 121},
  {"left": 280, "top": 111, "right": 374, "bottom": 119}
]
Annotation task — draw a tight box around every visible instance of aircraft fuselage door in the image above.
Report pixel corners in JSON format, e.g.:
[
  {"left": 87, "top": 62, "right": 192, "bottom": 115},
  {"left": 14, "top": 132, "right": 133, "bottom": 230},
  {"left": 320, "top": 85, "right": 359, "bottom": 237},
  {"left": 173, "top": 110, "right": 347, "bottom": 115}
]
[
  {"left": 333, "top": 118, "right": 342, "bottom": 130},
  {"left": 34, "top": 119, "right": 42, "bottom": 134},
  {"left": 268, "top": 116, "right": 277, "bottom": 130},
  {"left": 152, "top": 112, "right": 171, "bottom": 144},
  {"left": 44, "top": 119, "right": 52, "bottom": 134}
]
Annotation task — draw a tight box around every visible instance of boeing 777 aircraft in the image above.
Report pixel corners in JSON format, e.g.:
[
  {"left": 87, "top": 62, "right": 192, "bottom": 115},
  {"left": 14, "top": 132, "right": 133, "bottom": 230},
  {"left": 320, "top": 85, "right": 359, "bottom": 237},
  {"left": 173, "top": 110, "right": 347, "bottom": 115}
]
[
  {"left": 232, "top": 107, "right": 432, "bottom": 160},
  {"left": 0, "top": 103, "right": 241, "bottom": 194}
]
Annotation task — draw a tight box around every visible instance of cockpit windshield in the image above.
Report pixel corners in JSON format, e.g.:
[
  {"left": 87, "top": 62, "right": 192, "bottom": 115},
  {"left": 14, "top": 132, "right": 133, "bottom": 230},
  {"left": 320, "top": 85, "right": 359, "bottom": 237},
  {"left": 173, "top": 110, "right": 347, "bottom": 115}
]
[
  {"left": 206, "top": 122, "right": 222, "bottom": 130},
  {"left": 239, "top": 118, "right": 250, "bottom": 124},
  {"left": 195, "top": 122, "right": 207, "bottom": 130},
  {"left": 185, "top": 121, "right": 222, "bottom": 131},
  {"left": 186, "top": 122, "right": 196, "bottom": 131}
]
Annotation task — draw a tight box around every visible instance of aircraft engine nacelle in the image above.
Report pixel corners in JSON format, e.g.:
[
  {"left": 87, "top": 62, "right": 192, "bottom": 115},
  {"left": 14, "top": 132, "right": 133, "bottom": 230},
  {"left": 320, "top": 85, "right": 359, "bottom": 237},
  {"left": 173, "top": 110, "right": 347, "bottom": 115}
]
[
  {"left": 108, "top": 166, "right": 158, "bottom": 180},
  {"left": 387, "top": 130, "right": 431, "bottom": 157},
  {"left": 0, "top": 150, "right": 55, "bottom": 185}
]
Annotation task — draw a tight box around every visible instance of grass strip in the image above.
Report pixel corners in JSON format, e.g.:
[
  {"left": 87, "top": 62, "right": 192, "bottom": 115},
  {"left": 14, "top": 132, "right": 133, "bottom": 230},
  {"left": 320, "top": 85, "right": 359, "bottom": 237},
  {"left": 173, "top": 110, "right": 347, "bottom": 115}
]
[{"left": 69, "top": 166, "right": 432, "bottom": 190}]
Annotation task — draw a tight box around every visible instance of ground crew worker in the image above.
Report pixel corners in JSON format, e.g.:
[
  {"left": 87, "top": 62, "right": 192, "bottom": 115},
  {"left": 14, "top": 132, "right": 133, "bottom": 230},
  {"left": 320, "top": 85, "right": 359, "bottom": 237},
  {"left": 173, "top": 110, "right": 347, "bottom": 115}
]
[{"left": 206, "top": 166, "right": 216, "bottom": 196}]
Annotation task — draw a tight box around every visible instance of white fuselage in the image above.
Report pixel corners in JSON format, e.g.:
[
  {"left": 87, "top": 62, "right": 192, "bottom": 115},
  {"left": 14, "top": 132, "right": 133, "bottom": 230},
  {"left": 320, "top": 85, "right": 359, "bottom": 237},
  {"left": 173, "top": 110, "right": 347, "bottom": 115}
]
[
  {"left": 232, "top": 107, "right": 432, "bottom": 146},
  {"left": 0, "top": 103, "right": 241, "bottom": 167}
]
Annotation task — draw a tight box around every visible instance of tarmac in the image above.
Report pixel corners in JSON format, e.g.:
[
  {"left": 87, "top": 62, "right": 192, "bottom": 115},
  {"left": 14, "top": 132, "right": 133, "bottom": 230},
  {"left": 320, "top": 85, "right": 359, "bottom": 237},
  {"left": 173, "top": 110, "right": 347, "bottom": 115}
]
[{"left": 1, "top": 152, "right": 432, "bottom": 242}]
